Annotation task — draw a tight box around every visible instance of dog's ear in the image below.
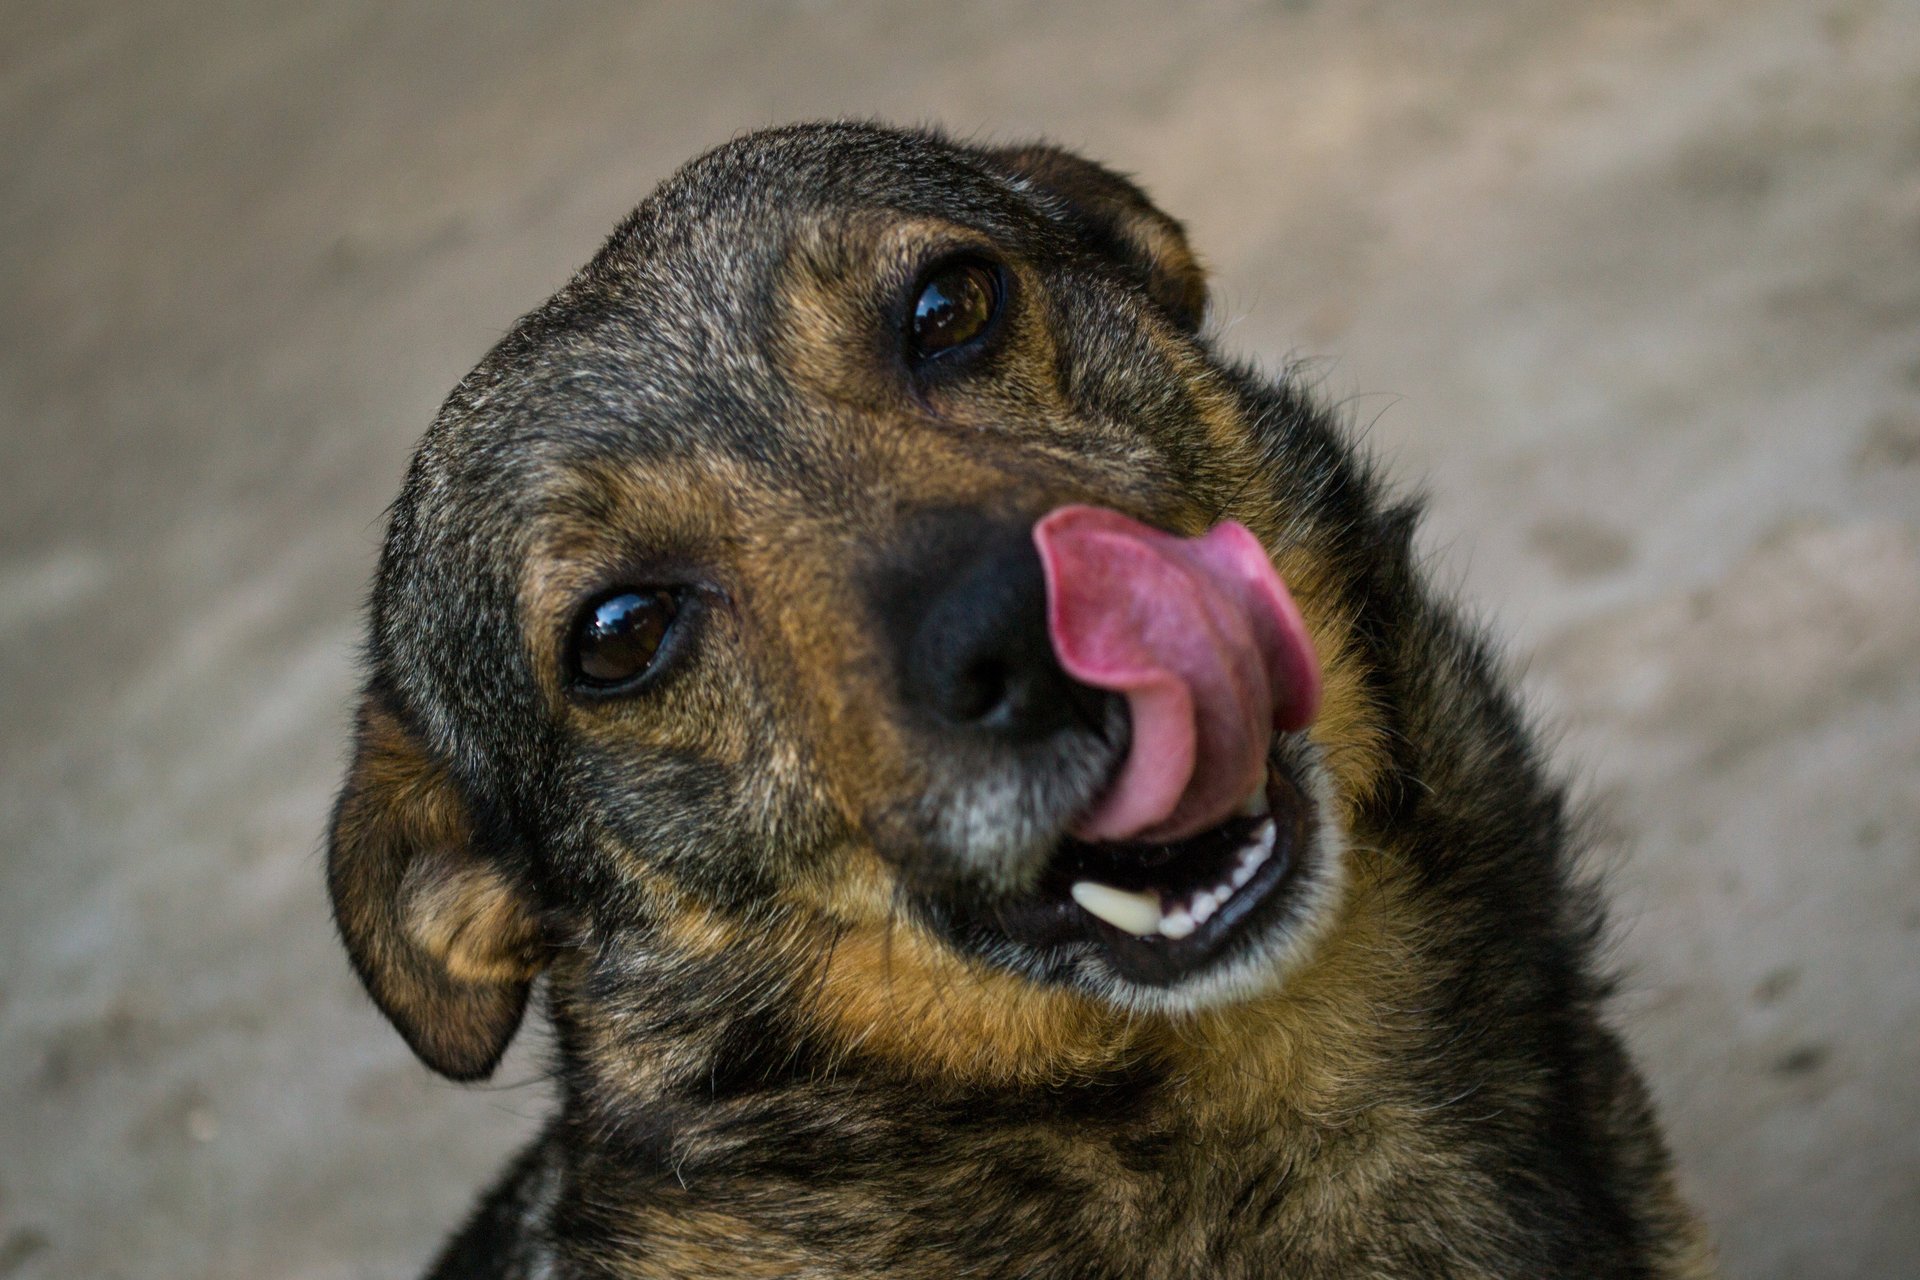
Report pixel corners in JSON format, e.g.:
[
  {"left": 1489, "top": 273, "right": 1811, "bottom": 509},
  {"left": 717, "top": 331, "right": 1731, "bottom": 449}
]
[
  {"left": 327, "top": 693, "right": 544, "bottom": 1081},
  {"left": 985, "top": 144, "right": 1208, "bottom": 332}
]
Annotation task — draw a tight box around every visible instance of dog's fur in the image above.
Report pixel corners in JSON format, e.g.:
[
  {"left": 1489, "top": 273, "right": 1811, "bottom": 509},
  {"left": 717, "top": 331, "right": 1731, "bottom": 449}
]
[{"left": 328, "top": 122, "right": 1715, "bottom": 1278}]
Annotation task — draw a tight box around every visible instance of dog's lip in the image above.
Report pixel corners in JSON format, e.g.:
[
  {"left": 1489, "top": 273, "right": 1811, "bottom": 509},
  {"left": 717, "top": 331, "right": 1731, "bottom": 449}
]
[{"left": 985, "top": 753, "right": 1314, "bottom": 986}]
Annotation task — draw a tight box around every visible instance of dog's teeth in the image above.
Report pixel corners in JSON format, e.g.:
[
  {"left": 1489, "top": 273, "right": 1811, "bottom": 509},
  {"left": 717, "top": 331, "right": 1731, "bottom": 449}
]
[
  {"left": 1070, "top": 882, "right": 1163, "bottom": 937},
  {"left": 1159, "top": 908, "right": 1196, "bottom": 940},
  {"left": 1243, "top": 818, "right": 1277, "bottom": 864},
  {"left": 1237, "top": 784, "right": 1271, "bottom": 818},
  {"left": 1231, "top": 859, "right": 1257, "bottom": 889},
  {"left": 1189, "top": 889, "right": 1220, "bottom": 924}
]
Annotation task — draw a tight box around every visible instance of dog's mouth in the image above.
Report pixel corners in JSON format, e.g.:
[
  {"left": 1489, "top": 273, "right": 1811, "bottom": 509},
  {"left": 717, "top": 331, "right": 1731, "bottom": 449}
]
[
  {"left": 984, "top": 743, "right": 1316, "bottom": 986},
  {"left": 928, "top": 506, "right": 1331, "bottom": 992}
]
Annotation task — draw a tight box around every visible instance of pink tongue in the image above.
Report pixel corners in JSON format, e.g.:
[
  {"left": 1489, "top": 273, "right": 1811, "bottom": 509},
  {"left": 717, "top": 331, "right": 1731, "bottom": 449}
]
[{"left": 1034, "top": 505, "right": 1322, "bottom": 844}]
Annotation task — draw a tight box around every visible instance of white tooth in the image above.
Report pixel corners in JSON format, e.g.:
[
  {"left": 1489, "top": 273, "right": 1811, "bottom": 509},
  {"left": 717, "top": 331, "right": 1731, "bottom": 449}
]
[
  {"left": 1070, "top": 882, "right": 1163, "bottom": 937},
  {"left": 1249, "top": 818, "right": 1276, "bottom": 861},
  {"left": 1231, "top": 860, "right": 1256, "bottom": 889},
  {"left": 1190, "top": 890, "right": 1220, "bottom": 923},
  {"left": 1159, "top": 908, "right": 1196, "bottom": 940},
  {"left": 1237, "top": 785, "right": 1270, "bottom": 818}
]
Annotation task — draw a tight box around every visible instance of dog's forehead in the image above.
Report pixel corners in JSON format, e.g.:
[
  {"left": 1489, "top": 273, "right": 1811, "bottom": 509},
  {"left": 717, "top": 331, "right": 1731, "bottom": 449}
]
[
  {"left": 419, "top": 126, "right": 1047, "bottom": 487},
  {"left": 590, "top": 124, "right": 1026, "bottom": 327},
  {"left": 633, "top": 122, "right": 1023, "bottom": 252}
]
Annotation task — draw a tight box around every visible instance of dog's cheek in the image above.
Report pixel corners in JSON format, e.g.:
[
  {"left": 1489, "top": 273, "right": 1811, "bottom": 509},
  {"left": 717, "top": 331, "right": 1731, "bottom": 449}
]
[
  {"left": 1044, "top": 288, "right": 1260, "bottom": 508},
  {"left": 1263, "top": 545, "right": 1393, "bottom": 823}
]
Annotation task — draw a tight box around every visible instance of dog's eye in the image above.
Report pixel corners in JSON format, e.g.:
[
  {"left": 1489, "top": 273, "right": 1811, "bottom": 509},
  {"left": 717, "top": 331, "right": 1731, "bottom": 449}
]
[
  {"left": 908, "top": 260, "right": 1001, "bottom": 361},
  {"left": 570, "top": 588, "right": 679, "bottom": 691}
]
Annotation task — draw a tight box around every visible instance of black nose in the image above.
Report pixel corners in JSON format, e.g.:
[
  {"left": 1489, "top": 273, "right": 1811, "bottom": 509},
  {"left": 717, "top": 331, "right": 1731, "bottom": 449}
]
[{"left": 896, "top": 521, "right": 1111, "bottom": 742}]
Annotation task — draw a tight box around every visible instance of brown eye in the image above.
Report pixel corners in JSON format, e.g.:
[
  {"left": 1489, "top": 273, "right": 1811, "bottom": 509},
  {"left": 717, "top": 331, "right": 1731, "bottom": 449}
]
[
  {"left": 909, "top": 260, "right": 1001, "bottom": 360},
  {"left": 571, "top": 589, "right": 679, "bottom": 690}
]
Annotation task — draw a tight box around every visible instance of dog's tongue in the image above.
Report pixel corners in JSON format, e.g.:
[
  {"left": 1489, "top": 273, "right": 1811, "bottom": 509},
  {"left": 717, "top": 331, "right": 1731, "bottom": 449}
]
[{"left": 1034, "top": 506, "right": 1321, "bottom": 844}]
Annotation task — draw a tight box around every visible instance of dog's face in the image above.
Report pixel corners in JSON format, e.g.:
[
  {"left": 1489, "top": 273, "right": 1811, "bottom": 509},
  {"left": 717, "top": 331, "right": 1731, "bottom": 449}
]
[{"left": 329, "top": 124, "right": 1390, "bottom": 1089}]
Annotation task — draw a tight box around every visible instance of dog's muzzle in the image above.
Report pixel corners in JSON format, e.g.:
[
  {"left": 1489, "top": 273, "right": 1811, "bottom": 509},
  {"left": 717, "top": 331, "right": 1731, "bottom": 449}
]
[{"left": 874, "top": 505, "right": 1330, "bottom": 990}]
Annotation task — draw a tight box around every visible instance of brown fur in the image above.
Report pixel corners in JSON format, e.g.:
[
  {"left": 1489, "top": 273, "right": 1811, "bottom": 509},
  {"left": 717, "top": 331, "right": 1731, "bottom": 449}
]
[{"left": 328, "top": 123, "right": 1715, "bottom": 1277}]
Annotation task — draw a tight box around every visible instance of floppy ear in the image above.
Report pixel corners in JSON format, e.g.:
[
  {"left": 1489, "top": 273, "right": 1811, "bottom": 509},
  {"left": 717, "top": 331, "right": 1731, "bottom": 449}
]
[
  {"left": 986, "top": 143, "right": 1209, "bottom": 332},
  {"left": 327, "top": 694, "right": 545, "bottom": 1081}
]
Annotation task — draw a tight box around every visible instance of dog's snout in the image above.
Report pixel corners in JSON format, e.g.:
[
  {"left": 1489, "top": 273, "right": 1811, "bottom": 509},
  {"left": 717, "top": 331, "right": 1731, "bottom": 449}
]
[{"left": 899, "top": 524, "right": 1112, "bottom": 743}]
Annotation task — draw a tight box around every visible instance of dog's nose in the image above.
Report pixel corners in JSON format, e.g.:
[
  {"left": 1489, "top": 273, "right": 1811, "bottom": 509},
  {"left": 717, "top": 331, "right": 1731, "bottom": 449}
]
[{"left": 899, "top": 523, "right": 1113, "bottom": 742}]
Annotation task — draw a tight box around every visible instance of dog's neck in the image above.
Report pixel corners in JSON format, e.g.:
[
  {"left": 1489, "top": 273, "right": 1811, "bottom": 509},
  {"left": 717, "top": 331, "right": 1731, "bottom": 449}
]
[{"left": 533, "top": 841, "right": 1502, "bottom": 1270}]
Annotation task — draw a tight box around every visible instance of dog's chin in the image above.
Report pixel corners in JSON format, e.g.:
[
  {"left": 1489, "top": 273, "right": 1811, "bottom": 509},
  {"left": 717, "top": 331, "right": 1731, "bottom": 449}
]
[{"left": 918, "top": 738, "right": 1348, "bottom": 1016}]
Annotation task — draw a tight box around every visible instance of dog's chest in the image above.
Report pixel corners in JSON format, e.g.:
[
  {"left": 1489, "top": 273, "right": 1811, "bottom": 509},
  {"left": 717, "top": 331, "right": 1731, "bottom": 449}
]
[{"left": 536, "top": 1100, "right": 1487, "bottom": 1280}]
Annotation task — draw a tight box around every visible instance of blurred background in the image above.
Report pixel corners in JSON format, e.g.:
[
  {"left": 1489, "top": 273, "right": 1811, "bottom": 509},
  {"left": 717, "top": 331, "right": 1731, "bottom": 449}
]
[{"left": 3, "top": 1, "right": 1917, "bottom": 1276}]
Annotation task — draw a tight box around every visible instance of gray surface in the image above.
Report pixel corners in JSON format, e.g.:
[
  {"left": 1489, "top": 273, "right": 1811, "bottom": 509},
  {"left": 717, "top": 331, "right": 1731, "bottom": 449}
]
[{"left": 3, "top": 2, "right": 1917, "bottom": 1276}]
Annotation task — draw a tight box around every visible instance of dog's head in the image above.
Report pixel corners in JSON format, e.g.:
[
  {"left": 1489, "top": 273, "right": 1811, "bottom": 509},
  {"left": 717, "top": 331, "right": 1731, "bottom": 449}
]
[{"left": 328, "top": 123, "right": 1391, "bottom": 1088}]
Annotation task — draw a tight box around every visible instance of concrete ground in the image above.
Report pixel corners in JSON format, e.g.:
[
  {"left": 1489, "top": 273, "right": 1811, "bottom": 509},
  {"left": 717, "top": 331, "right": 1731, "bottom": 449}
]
[{"left": 3, "top": 1, "right": 1916, "bottom": 1275}]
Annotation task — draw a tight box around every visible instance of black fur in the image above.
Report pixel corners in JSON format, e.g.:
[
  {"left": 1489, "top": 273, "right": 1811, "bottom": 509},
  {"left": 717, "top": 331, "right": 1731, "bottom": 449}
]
[{"left": 330, "top": 122, "right": 1713, "bottom": 1278}]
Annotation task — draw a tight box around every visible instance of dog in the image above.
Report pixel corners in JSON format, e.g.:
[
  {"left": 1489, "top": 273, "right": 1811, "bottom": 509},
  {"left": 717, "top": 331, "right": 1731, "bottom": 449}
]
[{"left": 327, "top": 122, "right": 1716, "bottom": 1277}]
